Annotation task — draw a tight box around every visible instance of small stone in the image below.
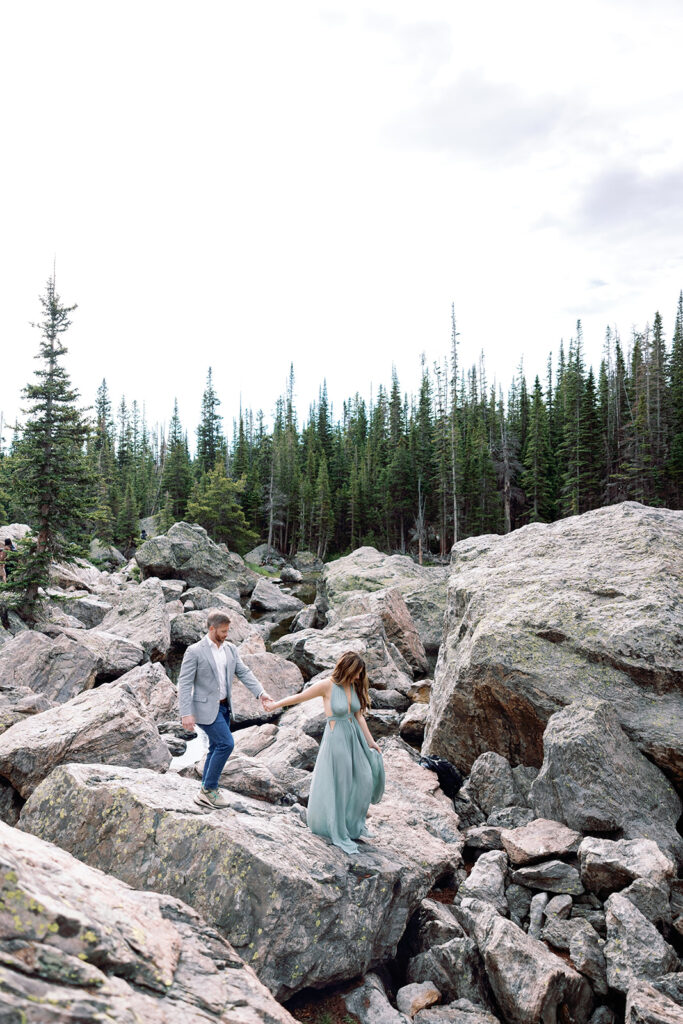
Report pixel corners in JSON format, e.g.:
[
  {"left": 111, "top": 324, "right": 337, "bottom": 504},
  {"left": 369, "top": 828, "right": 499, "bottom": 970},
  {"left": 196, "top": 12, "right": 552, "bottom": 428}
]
[
  {"left": 604, "top": 893, "right": 679, "bottom": 993},
  {"left": 544, "top": 894, "right": 573, "bottom": 919},
  {"left": 506, "top": 883, "right": 532, "bottom": 928},
  {"left": 466, "top": 752, "right": 517, "bottom": 816},
  {"left": 579, "top": 836, "right": 676, "bottom": 896},
  {"left": 542, "top": 916, "right": 589, "bottom": 952},
  {"left": 620, "top": 878, "right": 672, "bottom": 928},
  {"left": 486, "top": 805, "right": 534, "bottom": 829},
  {"left": 463, "top": 826, "right": 503, "bottom": 852},
  {"left": 625, "top": 980, "right": 683, "bottom": 1024},
  {"left": 529, "top": 892, "right": 549, "bottom": 938},
  {"left": 396, "top": 981, "right": 441, "bottom": 1018},
  {"left": 457, "top": 850, "right": 508, "bottom": 914},
  {"left": 569, "top": 922, "right": 608, "bottom": 996}
]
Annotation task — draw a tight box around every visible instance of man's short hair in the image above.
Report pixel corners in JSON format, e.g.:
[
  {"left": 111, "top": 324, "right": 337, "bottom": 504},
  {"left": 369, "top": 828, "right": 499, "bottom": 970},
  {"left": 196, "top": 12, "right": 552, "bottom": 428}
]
[{"left": 207, "top": 609, "right": 231, "bottom": 630}]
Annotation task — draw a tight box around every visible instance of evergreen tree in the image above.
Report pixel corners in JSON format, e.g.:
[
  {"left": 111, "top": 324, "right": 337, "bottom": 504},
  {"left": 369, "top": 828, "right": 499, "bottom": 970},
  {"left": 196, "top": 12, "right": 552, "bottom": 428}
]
[
  {"left": 196, "top": 367, "right": 225, "bottom": 475},
  {"left": 161, "top": 400, "right": 192, "bottom": 518},
  {"left": 8, "top": 277, "right": 92, "bottom": 613},
  {"left": 522, "top": 375, "right": 552, "bottom": 521},
  {"left": 668, "top": 293, "right": 683, "bottom": 503},
  {"left": 186, "top": 463, "right": 258, "bottom": 553}
]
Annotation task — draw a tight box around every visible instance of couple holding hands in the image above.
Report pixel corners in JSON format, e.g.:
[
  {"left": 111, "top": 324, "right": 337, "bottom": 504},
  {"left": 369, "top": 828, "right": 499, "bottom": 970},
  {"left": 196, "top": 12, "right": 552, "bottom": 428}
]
[{"left": 178, "top": 609, "right": 384, "bottom": 855}]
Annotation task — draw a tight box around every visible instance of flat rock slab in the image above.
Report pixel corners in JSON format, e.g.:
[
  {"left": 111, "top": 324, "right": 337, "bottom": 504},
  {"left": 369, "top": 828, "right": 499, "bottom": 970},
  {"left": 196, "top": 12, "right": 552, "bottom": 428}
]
[
  {"left": 510, "top": 859, "right": 584, "bottom": 895},
  {"left": 501, "top": 818, "right": 582, "bottom": 866},
  {"left": 0, "top": 685, "right": 170, "bottom": 797},
  {"left": 18, "top": 757, "right": 462, "bottom": 999},
  {"left": 423, "top": 503, "right": 683, "bottom": 785},
  {"left": 0, "top": 821, "right": 296, "bottom": 1024}
]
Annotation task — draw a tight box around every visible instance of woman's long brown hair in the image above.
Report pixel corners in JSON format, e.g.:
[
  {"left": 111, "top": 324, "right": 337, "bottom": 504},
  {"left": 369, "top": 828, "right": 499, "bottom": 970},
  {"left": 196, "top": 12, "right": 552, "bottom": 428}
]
[{"left": 331, "top": 651, "right": 371, "bottom": 714}]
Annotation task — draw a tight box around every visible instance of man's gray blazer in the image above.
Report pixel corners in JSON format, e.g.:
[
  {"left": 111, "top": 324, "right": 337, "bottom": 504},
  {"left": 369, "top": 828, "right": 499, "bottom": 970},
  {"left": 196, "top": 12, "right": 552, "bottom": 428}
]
[{"left": 177, "top": 635, "right": 264, "bottom": 725}]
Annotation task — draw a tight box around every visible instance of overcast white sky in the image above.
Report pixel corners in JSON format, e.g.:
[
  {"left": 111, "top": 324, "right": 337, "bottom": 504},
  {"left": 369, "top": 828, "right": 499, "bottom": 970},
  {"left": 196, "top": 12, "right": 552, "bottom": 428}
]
[{"left": 1, "top": 0, "right": 682, "bottom": 443}]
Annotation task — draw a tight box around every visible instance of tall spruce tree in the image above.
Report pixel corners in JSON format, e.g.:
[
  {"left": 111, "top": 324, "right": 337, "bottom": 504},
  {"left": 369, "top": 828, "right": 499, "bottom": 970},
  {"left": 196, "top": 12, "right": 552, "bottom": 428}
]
[{"left": 9, "top": 277, "right": 92, "bottom": 613}]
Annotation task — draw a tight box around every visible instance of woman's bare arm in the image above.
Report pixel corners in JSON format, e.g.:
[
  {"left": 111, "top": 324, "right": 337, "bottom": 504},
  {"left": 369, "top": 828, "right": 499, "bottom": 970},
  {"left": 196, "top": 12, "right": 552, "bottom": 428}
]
[
  {"left": 267, "top": 677, "right": 330, "bottom": 711},
  {"left": 355, "top": 710, "right": 381, "bottom": 751}
]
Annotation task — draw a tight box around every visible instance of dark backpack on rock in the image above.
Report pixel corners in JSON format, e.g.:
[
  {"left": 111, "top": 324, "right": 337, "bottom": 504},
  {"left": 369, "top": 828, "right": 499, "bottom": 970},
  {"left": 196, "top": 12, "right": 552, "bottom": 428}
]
[{"left": 419, "top": 755, "right": 464, "bottom": 799}]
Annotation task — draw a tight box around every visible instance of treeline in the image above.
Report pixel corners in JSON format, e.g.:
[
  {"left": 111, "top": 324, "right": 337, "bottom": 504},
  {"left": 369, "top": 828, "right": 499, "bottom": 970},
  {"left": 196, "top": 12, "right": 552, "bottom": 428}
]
[{"left": 1, "top": 287, "right": 683, "bottom": 566}]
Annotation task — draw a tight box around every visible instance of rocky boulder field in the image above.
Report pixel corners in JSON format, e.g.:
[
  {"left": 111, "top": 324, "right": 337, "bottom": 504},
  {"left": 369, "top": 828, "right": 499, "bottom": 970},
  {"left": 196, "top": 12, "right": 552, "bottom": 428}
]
[{"left": 0, "top": 502, "right": 681, "bottom": 1023}]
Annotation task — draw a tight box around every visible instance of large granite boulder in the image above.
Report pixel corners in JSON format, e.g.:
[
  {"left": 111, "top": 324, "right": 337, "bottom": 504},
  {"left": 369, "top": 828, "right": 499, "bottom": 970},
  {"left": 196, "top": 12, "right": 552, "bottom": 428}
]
[
  {"left": 0, "top": 523, "right": 30, "bottom": 546},
  {"left": 332, "top": 587, "right": 429, "bottom": 676},
  {"left": 111, "top": 662, "right": 178, "bottom": 722},
  {"left": 423, "top": 503, "right": 683, "bottom": 785},
  {"left": 136, "top": 522, "right": 259, "bottom": 595},
  {"left": 530, "top": 700, "right": 683, "bottom": 864},
  {"left": 98, "top": 576, "right": 170, "bottom": 661},
  {"left": 455, "top": 897, "right": 593, "bottom": 1024},
  {"left": 272, "top": 613, "right": 413, "bottom": 691},
  {"left": 0, "top": 821, "right": 296, "bottom": 1024},
  {"left": 0, "top": 684, "right": 170, "bottom": 797},
  {"left": 231, "top": 649, "right": 304, "bottom": 725},
  {"left": 0, "top": 630, "right": 97, "bottom": 701},
  {"left": 317, "top": 546, "right": 449, "bottom": 657},
  {"left": 19, "top": 760, "right": 462, "bottom": 999}
]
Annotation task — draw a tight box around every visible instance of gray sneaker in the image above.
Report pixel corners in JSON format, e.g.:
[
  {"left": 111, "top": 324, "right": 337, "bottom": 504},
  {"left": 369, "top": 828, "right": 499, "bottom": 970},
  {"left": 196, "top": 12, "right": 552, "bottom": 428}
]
[{"left": 194, "top": 786, "right": 230, "bottom": 809}]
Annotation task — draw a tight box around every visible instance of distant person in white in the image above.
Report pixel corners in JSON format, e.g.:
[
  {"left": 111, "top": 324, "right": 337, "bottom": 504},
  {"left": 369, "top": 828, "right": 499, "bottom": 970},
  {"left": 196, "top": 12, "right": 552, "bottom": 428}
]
[{"left": 178, "top": 609, "right": 273, "bottom": 808}]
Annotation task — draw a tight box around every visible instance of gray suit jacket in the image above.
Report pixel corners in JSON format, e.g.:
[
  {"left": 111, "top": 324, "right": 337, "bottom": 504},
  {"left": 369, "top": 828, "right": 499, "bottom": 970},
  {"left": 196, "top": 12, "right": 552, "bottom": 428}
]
[{"left": 177, "top": 635, "right": 264, "bottom": 725}]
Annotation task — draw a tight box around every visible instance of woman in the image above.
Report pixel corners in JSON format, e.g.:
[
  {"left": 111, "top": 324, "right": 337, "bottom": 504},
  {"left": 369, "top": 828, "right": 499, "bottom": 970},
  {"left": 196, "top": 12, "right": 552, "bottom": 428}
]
[{"left": 264, "top": 651, "right": 384, "bottom": 855}]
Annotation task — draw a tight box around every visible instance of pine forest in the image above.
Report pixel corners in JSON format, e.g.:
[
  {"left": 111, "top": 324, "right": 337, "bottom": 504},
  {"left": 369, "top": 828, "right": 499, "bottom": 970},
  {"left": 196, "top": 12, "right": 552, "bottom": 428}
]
[{"left": 2, "top": 281, "right": 683, "bottom": 569}]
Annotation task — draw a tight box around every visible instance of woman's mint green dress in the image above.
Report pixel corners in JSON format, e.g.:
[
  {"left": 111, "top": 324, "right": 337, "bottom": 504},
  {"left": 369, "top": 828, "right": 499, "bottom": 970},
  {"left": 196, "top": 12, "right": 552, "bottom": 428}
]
[{"left": 307, "top": 682, "right": 385, "bottom": 855}]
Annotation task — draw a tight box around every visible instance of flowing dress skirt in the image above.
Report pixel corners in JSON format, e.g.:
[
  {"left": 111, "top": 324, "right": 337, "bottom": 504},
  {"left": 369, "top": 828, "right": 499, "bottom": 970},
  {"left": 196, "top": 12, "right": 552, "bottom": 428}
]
[{"left": 307, "top": 684, "right": 385, "bottom": 855}]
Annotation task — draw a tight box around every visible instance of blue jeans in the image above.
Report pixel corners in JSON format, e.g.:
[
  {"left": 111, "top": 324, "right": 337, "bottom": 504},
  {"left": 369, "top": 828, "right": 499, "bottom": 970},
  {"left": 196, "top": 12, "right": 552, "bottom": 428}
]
[{"left": 198, "top": 704, "right": 234, "bottom": 790}]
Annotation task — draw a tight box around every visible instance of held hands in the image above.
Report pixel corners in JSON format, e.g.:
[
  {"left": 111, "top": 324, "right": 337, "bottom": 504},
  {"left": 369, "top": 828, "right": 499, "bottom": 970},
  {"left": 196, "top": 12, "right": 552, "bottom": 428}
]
[{"left": 260, "top": 692, "right": 278, "bottom": 713}]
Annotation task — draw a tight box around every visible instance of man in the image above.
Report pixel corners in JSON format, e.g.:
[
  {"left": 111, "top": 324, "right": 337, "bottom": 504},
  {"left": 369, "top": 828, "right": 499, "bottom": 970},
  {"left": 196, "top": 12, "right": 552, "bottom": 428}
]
[{"left": 178, "top": 609, "right": 273, "bottom": 808}]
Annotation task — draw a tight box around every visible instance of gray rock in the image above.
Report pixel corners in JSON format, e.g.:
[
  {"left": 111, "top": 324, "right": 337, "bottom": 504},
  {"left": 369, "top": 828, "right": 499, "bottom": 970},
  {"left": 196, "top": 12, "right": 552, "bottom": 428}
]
[
  {"left": 111, "top": 662, "right": 178, "bottom": 722},
  {"left": 0, "top": 821, "right": 295, "bottom": 1024},
  {"left": 52, "top": 626, "right": 145, "bottom": 679},
  {"left": 531, "top": 699, "right": 683, "bottom": 864},
  {"left": 248, "top": 578, "right": 304, "bottom": 623},
  {"left": 542, "top": 915, "right": 592, "bottom": 952},
  {"left": 396, "top": 981, "right": 441, "bottom": 1018},
  {"left": 318, "top": 546, "right": 449, "bottom": 658},
  {"left": 181, "top": 586, "right": 238, "bottom": 610},
  {"left": 290, "top": 605, "right": 320, "bottom": 632},
  {"left": 529, "top": 892, "right": 549, "bottom": 938},
  {"left": 344, "top": 973, "right": 408, "bottom": 1024},
  {"left": 463, "top": 826, "right": 503, "bottom": 852},
  {"left": 160, "top": 578, "right": 187, "bottom": 601},
  {"left": 19, "top": 748, "right": 462, "bottom": 999},
  {"left": 272, "top": 614, "right": 413, "bottom": 692},
  {"left": 571, "top": 905, "right": 607, "bottom": 938},
  {"left": 334, "top": 586, "right": 429, "bottom": 676},
  {"left": 367, "top": 708, "right": 403, "bottom": 740},
  {"left": 625, "top": 979, "right": 683, "bottom": 1023},
  {"left": 511, "top": 765, "right": 539, "bottom": 807},
  {"left": 453, "top": 791, "right": 486, "bottom": 830},
  {"left": 466, "top": 752, "right": 517, "bottom": 816},
  {"left": 231, "top": 649, "right": 304, "bottom": 726},
  {"left": 630, "top": 877, "right": 673, "bottom": 930},
  {"left": 569, "top": 922, "right": 608, "bottom": 996},
  {"left": 406, "top": 937, "right": 490, "bottom": 1008},
  {"left": 88, "top": 538, "right": 125, "bottom": 568},
  {"left": 671, "top": 881, "right": 683, "bottom": 937},
  {"left": 0, "top": 683, "right": 54, "bottom": 735},
  {"left": 414, "top": 1001, "right": 502, "bottom": 1024},
  {"left": 136, "top": 522, "right": 259, "bottom": 595},
  {"left": 501, "top": 818, "right": 582, "bottom": 866},
  {"left": 652, "top": 973, "right": 683, "bottom": 1007},
  {"left": 98, "top": 577, "right": 170, "bottom": 661},
  {"left": 455, "top": 897, "right": 593, "bottom": 1024},
  {"left": 457, "top": 850, "right": 508, "bottom": 914},
  {"left": 506, "top": 883, "right": 532, "bottom": 928},
  {"left": 511, "top": 859, "right": 584, "bottom": 895},
  {"left": 244, "top": 543, "right": 273, "bottom": 565},
  {"left": 486, "top": 806, "right": 535, "bottom": 829},
  {"left": 171, "top": 606, "right": 259, "bottom": 650},
  {"left": 545, "top": 894, "right": 573, "bottom": 919},
  {"left": 372, "top": 688, "right": 412, "bottom": 712},
  {"left": 422, "top": 504, "right": 683, "bottom": 787},
  {"left": 0, "top": 630, "right": 97, "bottom": 701},
  {"left": 280, "top": 565, "right": 303, "bottom": 584},
  {"left": 58, "top": 593, "right": 113, "bottom": 627},
  {"left": 404, "top": 898, "right": 465, "bottom": 954},
  {"left": 400, "top": 703, "right": 429, "bottom": 745},
  {"left": 588, "top": 1010, "right": 616, "bottom": 1024},
  {"left": 0, "top": 777, "right": 23, "bottom": 825},
  {"left": 578, "top": 837, "right": 677, "bottom": 896},
  {"left": 292, "top": 550, "right": 324, "bottom": 574},
  {"left": 604, "top": 893, "right": 679, "bottom": 993},
  {"left": 0, "top": 685, "right": 170, "bottom": 797}
]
